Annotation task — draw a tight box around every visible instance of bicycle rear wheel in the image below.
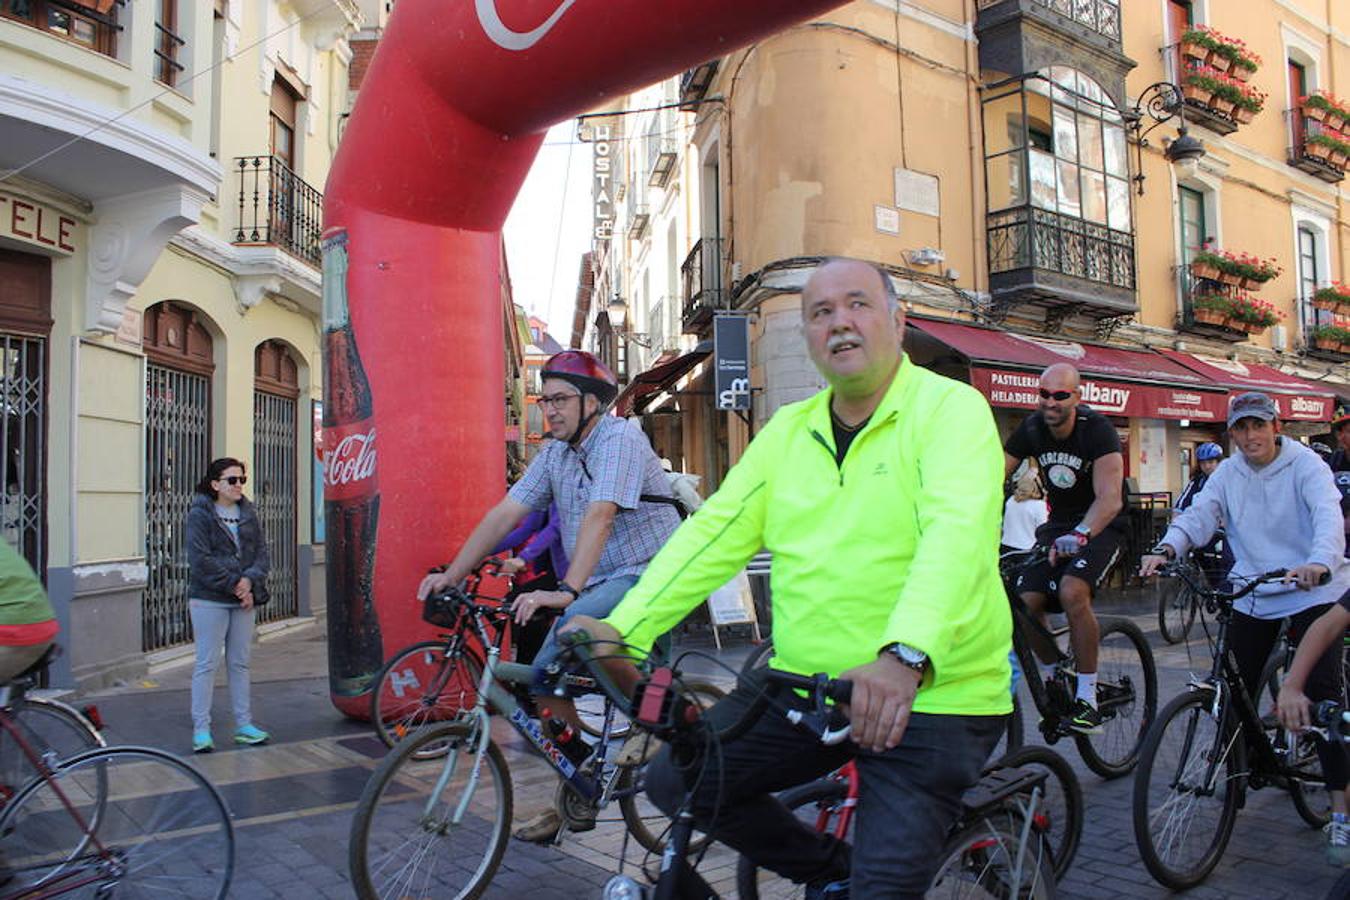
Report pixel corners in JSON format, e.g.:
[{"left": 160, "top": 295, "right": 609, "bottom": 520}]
[
  {"left": 0, "top": 745, "right": 233, "bottom": 899},
  {"left": 1076, "top": 617, "right": 1157, "bottom": 778},
  {"left": 926, "top": 808, "right": 1056, "bottom": 899},
  {"left": 990, "top": 745, "right": 1082, "bottom": 882},
  {"left": 371, "top": 640, "right": 482, "bottom": 758},
  {"left": 735, "top": 777, "right": 851, "bottom": 900},
  {"left": 1132, "top": 690, "right": 1243, "bottom": 890},
  {"left": 0, "top": 696, "right": 105, "bottom": 798},
  {"left": 349, "top": 721, "right": 512, "bottom": 900},
  {"left": 1157, "top": 580, "right": 1197, "bottom": 645}
]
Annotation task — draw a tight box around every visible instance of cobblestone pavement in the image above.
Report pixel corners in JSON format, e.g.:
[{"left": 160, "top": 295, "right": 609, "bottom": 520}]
[{"left": 73, "top": 591, "right": 1346, "bottom": 899}]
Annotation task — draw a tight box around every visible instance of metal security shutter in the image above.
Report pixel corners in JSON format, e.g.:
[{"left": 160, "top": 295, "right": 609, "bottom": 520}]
[
  {"left": 253, "top": 340, "right": 298, "bottom": 624},
  {"left": 143, "top": 303, "right": 213, "bottom": 652}
]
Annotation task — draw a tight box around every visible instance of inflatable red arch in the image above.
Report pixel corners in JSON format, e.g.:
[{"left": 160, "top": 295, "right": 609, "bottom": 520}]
[{"left": 321, "top": 0, "right": 844, "bottom": 716}]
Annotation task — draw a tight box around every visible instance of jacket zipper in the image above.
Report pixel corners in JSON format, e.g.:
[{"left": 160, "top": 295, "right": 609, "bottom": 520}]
[{"left": 810, "top": 430, "right": 845, "bottom": 486}]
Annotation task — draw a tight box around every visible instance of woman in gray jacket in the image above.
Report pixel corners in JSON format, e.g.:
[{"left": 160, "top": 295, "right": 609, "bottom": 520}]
[{"left": 185, "top": 457, "right": 271, "bottom": 753}]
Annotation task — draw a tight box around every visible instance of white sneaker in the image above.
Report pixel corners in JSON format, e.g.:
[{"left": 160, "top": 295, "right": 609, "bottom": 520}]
[{"left": 1325, "top": 817, "right": 1350, "bottom": 867}]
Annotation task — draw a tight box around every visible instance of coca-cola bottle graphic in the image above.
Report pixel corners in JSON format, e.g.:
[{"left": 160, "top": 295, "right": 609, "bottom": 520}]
[{"left": 321, "top": 228, "right": 385, "bottom": 702}]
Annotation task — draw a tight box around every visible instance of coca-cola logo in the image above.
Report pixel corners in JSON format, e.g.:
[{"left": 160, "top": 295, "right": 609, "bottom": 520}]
[
  {"left": 476, "top": 0, "right": 576, "bottom": 51},
  {"left": 322, "top": 423, "right": 378, "bottom": 499}
]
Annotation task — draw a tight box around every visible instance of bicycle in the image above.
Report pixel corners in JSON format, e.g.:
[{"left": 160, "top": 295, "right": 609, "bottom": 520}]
[
  {"left": 371, "top": 559, "right": 623, "bottom": 745},
  {"left": 347, "top": 586, "right": 725, "bottom": 899},
  {"left": 735, "top": 741, "right": 1083, "bottom": 896},
  {"left": 1001, "top": 548, "right": 1158, "bottom": 778},
  {"left": 1155, "top": 539, "right": 1229, "bottom": 644},
  {"left": 0, "top": 649, "right": 106, "bottom": 807},
  {"left": 560, "top": 632, "right": 1061, "bottom": 900},
  {"left": 1132, "top": 564, "right": 1337, "bottom": 890},
  {"left": 0, "top": 656, "right": 234, "bottom": 898}
]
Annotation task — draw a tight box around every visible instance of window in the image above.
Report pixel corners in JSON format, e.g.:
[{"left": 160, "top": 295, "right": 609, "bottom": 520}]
[
  {"left": 1179, "top": 187, "right": 1207, "bottom": 268},
  {"left": 270, "top": 77, "right": 299, "bottom": 170},
  {"left": 1167, "top": 1, "right": 1194, "bottom": 78},
  {"left": 1289, "top": 60, "right": 1308, "bottom": 152},
  {"left": 1296, "top": 225, "right": 1318, "bottom": 302},
  {"left": 1, "top": 0, "right": 119, "bottom": 56},
  {"left": 154, "top": 0, "right": 184, "bottom": 87}
]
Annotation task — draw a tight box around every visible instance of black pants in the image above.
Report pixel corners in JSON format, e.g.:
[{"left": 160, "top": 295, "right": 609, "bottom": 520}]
[
  {"left": 645, "top": 669, "right": 1006, "bottom": 899},
  {"left": 1229, "top": 605, "right": 1348, "bottom": 791}
]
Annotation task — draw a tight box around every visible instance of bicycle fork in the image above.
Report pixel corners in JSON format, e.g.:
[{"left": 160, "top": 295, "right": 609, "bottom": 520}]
[{"left": 421, "top": 647, "right": 501, "bottom": 833}]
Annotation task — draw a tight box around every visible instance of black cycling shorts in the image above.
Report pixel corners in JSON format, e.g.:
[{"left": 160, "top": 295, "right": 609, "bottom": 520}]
[{"left": 1015, "top": 526, "right": 1124, "bottom": 610}]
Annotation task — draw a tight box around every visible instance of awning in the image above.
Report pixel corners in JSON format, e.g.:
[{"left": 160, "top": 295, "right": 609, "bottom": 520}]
[
  {"left": 614, "top": 343, "right": 711, "bottom": 417},
  {"left": 908, "top": 317, "right": 1230, "bottom": 422},
  {"left": 1156, "top": 349, "right": 1337, "bottom": 422}
]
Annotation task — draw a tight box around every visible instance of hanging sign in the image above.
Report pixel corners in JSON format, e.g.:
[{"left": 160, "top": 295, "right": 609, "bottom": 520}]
[{"left": 714, "top": 314, "right": 750, "bottom": 411}]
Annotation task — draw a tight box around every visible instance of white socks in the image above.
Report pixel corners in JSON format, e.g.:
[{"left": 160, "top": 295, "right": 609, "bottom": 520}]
[{"left": 1076, "top": 671, "right": 1098, "bottom": 707}]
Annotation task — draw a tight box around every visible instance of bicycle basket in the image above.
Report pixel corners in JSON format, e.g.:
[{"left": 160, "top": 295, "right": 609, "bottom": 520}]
[{"left": 422, "top": 589, "right": 463, "bottom": 628}]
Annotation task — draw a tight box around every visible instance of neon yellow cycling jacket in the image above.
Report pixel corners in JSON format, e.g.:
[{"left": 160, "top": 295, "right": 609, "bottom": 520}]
[{"left": 606, "top": 356, "right": 1012, "bottom": 716}]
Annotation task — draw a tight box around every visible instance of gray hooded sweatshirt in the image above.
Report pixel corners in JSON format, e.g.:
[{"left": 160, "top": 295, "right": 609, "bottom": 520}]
[{"left": 1161, "top": 436, "right": 1349, "bottom": 619}]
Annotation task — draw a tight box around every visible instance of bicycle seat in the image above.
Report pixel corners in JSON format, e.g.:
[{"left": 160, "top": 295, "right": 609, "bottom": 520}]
[
  {"left": 12, "top": 643, "right": 59, "bottom": 684},
  {"left": 960, "top": 764, "right": 1049, "bottom": 820}
]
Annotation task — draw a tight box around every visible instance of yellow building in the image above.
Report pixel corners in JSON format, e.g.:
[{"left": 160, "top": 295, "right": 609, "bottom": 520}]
[
  {"left": 0, "top": 0, "right": 370, "bottom": 688},
  {"left": 598, "top": 0, "right": 1349, "bottom": 503}
]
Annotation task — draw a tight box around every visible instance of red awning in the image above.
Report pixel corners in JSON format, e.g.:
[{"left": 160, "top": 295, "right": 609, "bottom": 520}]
[
  {"left": 909, "top": 318, "right": 1230, "bottom": 422},
  {"left": 614, "top": 346, "right": 710, "bottom": 417},
  {"left": 1155, "top": 349, "right": 1337, "bottom": 421}
]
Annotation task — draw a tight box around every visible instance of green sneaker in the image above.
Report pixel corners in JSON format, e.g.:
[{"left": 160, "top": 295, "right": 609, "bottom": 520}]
[
  {"left": 233, "top": 724, "right": 270, "bottom": 746},
  {"left": 192, "top": 730, "right": 213, "bottom": 754}
]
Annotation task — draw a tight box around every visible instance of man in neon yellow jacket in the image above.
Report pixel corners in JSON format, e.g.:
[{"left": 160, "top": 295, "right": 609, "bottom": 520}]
[{"left": 571, "top": 257, "right": 1011, "bottom": 898}]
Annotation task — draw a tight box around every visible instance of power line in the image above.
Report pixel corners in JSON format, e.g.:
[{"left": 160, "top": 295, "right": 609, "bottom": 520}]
[
  {"left": 544, "top": 133, "right": 576, "bottom": 329},
  {"left": 1, "top": 3, "right": 335, "bottom": 184}
]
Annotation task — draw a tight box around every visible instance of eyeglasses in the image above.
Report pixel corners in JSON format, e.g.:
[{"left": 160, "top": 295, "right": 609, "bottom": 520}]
[
  {"left": 538, "top": 393, "right": 581, "bottom": 410},
  {"left": 1039, "top": 389, "right": 1075, "bottom": 401},
  {"left": 219, "top": 476, "right": 247, "bottom": 486}
]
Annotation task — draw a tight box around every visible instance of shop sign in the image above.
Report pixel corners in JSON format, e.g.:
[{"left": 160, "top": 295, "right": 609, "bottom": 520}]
[
  {"left": 713, "top": 314, "right": 750, "bottom": 411},
  {"left": 970, "top": 367, "right": 1228, "bottom": 422},
  {"left": 592, "top": 123, "right": 615, "bottom": 242},
  {"left": 1267, "top": 393, "right": 1332, "bottom": 422},
  {"left": 0, "top": 193, "right": 76, "bottom": 255}
]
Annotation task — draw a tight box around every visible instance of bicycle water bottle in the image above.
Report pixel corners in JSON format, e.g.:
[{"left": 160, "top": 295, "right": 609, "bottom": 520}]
[{"left": 546, "top": 716, "right": 591, "bottom": 767}]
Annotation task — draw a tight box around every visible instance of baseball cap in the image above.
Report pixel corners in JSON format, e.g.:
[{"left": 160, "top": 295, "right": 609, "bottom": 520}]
[{"left": 1226, "top": 392, "right": 1277, "bottom": 429}]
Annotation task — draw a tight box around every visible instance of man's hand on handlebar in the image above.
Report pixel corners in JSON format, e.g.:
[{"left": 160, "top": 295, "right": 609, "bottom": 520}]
[
  {"left": 838, "top": 654, "right": 922, "bottom": 754},
  {"left": 510, "top": 589, "right": 572, "bottom": 626},
  {"left": 1138, "top": 550, "right": 1173, "bottom": 578},
  {"left": 1283, "top": 564, "right": 1330, "bottom": 591},
  {"left": 417, "top": 569, "right": 456, "bottom": 601},
  {"left": 1049, "top": 531, "right": 1086, "bottom": 565},
  {"left": 497, "top": 557, "right": 527, "bottom": 575}
]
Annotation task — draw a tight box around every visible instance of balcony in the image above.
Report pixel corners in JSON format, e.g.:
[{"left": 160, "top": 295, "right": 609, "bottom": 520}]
[
  {"left": 1286, "top": 111, "right": 1347, "bottom": 184},
  {"left": 679, "top": 60, "right": 719, "bottom": 110},
  {"left": 975, "top": 0, "right": 1133, "bottom": 105},
  {"left": 232, "top": 156, "right": 323, "bottom": 266},
  {"left": 647, "top": 112, "right": 679, "bottom": 189},
  {"left": 1174, "top": 269, "right": 1253, "bottom": 344},
  {"left": 627, "top": 202, "right": 650, "bottom": 241},
  {"left": 978, "top": 0, "right": 1121, "bottom": 45},
  {"left": 985, "top": 207, "right": 1136, "bottom": 319},
  {"left": 1305, "top": 289, "right": 1350, "bottom": 362},
  {"left": 681, "top": 238, "right": 724, "bottom": 332}
]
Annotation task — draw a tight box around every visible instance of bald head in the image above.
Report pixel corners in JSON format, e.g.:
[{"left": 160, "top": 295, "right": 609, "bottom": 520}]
[
  {"left": 1041, "top": 363, "right": 1081, "bottom": 391},
  {"left": 1037, "top": 363, "right": 1080, "bottom": 430},
  {"left": 803, "top": 258, "right": 898, "bottom": 314}
]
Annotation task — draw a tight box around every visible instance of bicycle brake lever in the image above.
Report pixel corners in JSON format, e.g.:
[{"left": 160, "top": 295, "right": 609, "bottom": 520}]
[{"left": 784, "top": 708, "right": 852, "bottom": 745}]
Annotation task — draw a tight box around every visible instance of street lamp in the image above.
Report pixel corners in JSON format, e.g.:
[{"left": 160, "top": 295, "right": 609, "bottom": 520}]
[
  {"left": 606, "top": 295, "right": 654, "bottom": 348},
  {"left": 1123, "top": 82, "right": 1207, "bottom": 196}
]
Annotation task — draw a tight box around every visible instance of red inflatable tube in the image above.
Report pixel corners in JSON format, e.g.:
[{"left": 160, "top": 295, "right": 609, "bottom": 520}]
[{"left": 322, "top": 0, "right": 844, "bottom": 718}]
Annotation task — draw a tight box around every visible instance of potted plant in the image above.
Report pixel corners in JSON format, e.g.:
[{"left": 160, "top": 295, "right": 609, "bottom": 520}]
[
  {"left": 1179, "top": 27, "right": 1215, "bottom": 64},
  {"left": 1189, "top": 247, "right": 1223, "bottom": 281},
  {"left": 1227, "top": 294, "right": 1281, "bottom": 334},
  {"left": 1310, "top": 324, "right": 1350, "bottom": 353},
  {"left": 1306, "top": 132, "right": 1350, "bottom": 169},
  {"left": 1232, "top": 84, "right": 1266, "bottom": 124},
  {"left": 1312, "top": 283, "right": 1350, "bottom": 316},
  {"left": 1230, "top": 43, "right": 1261, "bottom": 82},
  {"left": 1191, "top": 293, "right": 1233, "bottom": 326},
  {"left": 1183, "top": 68, "right": 1222, "bottom": 105},
  {"left": 1207, "top": 72, "right": 1242, "bottom": 116}
]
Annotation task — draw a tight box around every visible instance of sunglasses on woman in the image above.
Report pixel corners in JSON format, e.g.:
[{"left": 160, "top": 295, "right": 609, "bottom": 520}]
[
  {"left": 1039, "top": 389, "right": 1075, "bottom": 401},
  {"left": 219, "top": 476, "right": 247, "bottom": 486}
]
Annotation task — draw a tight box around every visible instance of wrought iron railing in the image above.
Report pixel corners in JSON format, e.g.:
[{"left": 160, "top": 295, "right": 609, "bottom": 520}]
[
  {"left": 987, "top": 206, "right": 1134, "bottom": 290},
  {"left": 1285, "top": 110, "right": 1348, "bottom": 182},
  {"left": 682, "top": 238, "right": 724, "bottom": 326},
  {"left": 232, "top": 156, "right": 324, "bottom": 266},
  {"left": 153, "top": 20, "right": 185, "bottom": 87},
  {"left": 977, "top": 0, "right": 1120, "bottom": 42},
  {"left": 0, "top": 334, "right": 46, "bottom": 577}
]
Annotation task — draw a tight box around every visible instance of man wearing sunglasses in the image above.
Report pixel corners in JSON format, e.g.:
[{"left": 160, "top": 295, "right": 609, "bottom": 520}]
[{"left": 1003, "top": 363, "right": 1125, "bottom": 734}]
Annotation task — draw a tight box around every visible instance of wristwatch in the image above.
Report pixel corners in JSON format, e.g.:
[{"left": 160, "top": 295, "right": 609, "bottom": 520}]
[
  {"left": 558, "top": 583, "right": 581, "bottom": 602},
  {"left": 1072, "top": 524, "right": 1092, "bottom": 541},
  {"left": 1150, "top": 544, "right": 1176, "bottom": 560},
  {"left": 880, "top": 642, "right": 929, "bottom": 675}
]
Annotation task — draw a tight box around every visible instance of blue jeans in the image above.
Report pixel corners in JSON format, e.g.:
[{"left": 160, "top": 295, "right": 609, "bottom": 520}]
[
  {"left": 530, "top": 574, "right": 640, "bottom": 669},
  {"left": 189, "top": 600, "right": 257, "bottom": 732},
  {"left": 645, "top": 668, "right": 1006, "bottom": 899}
]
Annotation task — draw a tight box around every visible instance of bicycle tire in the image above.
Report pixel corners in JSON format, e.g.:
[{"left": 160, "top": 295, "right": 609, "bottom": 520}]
[
  {"left": 0, "top": 695, "right": 106, "bottom": 793},
  {"left": 0, "top": 744, "right": 233, "bottom": 899},
  {"left": 617, "top": 679, "right": 726, "bottom": 854},
  {"left": 371, "top": 639, "right": 483, "bottom": 757},
  {"left": 927, "top": 808, "right": 1057, "bottom": 899},
  {"left": 1075, "top": 617, "right": 1157, "bottom": 778},
  {"left": 1132, "top": 690, "right": 1243, "bottom": 890},
  {"left": 990, "top": 745, "right": 1082, "bottom": 882},
  {"left": 574, "top": 691, "right": 633, "bottom": 740},
  {"left": 740, "top": 638, "right": 775, "bottom": 676},
  {"left": 1157, "top": 579, "right": 1197, "bottom": 645},
  {"left": 990, "top": 693, "right": 1025, "bottom": 764},
  {"left": 734, "top": 777, "right": 850, "bottom": 900},
  {"left": 1259, "top": 652, "right": 1333, "bottom": 828},
  {"left": 349, "top": 720, "right": 512, "bottom": 900}
]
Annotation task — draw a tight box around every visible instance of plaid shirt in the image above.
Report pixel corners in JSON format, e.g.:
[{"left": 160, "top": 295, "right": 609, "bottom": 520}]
[{"left": 508, "top": 415, "right": 681, "bottom": 587}]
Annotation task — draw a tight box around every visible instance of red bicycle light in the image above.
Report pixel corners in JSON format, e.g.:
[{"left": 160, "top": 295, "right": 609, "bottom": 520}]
[{"left": 81, "top": 705, "right": 104, "bottom": 731}]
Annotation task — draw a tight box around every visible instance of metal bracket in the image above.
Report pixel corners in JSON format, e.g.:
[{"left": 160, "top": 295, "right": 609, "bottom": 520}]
[
  {"left": 1093, "top": 313, "right": 1134, "bottom": 343},
  {"left": 1041, "top": 305, "right": 1075, "bottom": 335}
]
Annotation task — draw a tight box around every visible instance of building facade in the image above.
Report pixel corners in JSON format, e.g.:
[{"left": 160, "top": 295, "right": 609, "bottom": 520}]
[
  {"left": 594, "top": 0, "right": 1349, "bottom": 502},
  {"left": 0, "top": 0, "right": 369, "bottom": 688}
]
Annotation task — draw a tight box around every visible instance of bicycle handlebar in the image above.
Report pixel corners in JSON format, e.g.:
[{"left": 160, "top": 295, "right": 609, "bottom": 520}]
[{"left": 1158, "top": 562, "right": 1294, "bottom": 606}]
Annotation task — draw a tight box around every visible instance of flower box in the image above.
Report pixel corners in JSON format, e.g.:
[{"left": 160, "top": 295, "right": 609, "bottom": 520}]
[
  {"left": 1304, "top": 104, "right": 1328, "bottom": 122},
  {"left": 1207, "top": 52, "right": 1230, "bottom": 72},
  {"left": 1210, "top": 97, "right": 1236, "bottom": 116},
  {"left": 1182, "top": 83, "right": 1212, "bottom": 104},
  {"left": 1218, "top": 269, "right": 1242, "bottom": 286},
  {"left": 1234, "top": 105, "right": 1255, "bottom": 124},
  {"left": 1190, "top": 259, "right": 1221, "bottom": 280},
  {"left": 1193, "top": 307, "right": 1230, "bottom": 326},
  {"left": 1181, "top": 40, "right": 1209, "bottom": 62},
  {"left": 1239, "top": 276, "right": 1264, "bottom": 291},
  {"left": 1232, "top": 64, "right": 1254, "bottom": 83},
  {"left": 1307, "top": 140, "right": 1334, "bottom": 160}
]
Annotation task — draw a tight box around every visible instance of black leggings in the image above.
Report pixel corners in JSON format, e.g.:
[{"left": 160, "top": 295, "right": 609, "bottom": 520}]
[{"left": 1229, "top": 605, "right": 1348, "bottom": 791}]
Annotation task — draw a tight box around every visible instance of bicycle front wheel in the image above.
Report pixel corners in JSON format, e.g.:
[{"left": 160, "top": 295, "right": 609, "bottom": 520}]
[
  {"left": 1076, "top": 617, "right": 1157, "bottom": 778},
  {"left": 991, "top": 745, "right": 1082, "bottom": 882},
  {"left": 0, "top": 745, "right": 233, "bottom": 899},
  {"left": 735, "top": 778, "right": 851, "bottom": 900},
  {"left": 926, "top": 808, "right": 1057, "bottom": 899},
  {"left": 349, "top": 721, "right": 512, "bottom": 900},
  {"left": 371, "top": 640, "right": 482, "bottom": 757},
  {"left": 1157, "top": 579, "right": 1197, "bottom": 645},
  {"left": 1132, "top": 691, "right": 1243, "bottom": 890}
]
